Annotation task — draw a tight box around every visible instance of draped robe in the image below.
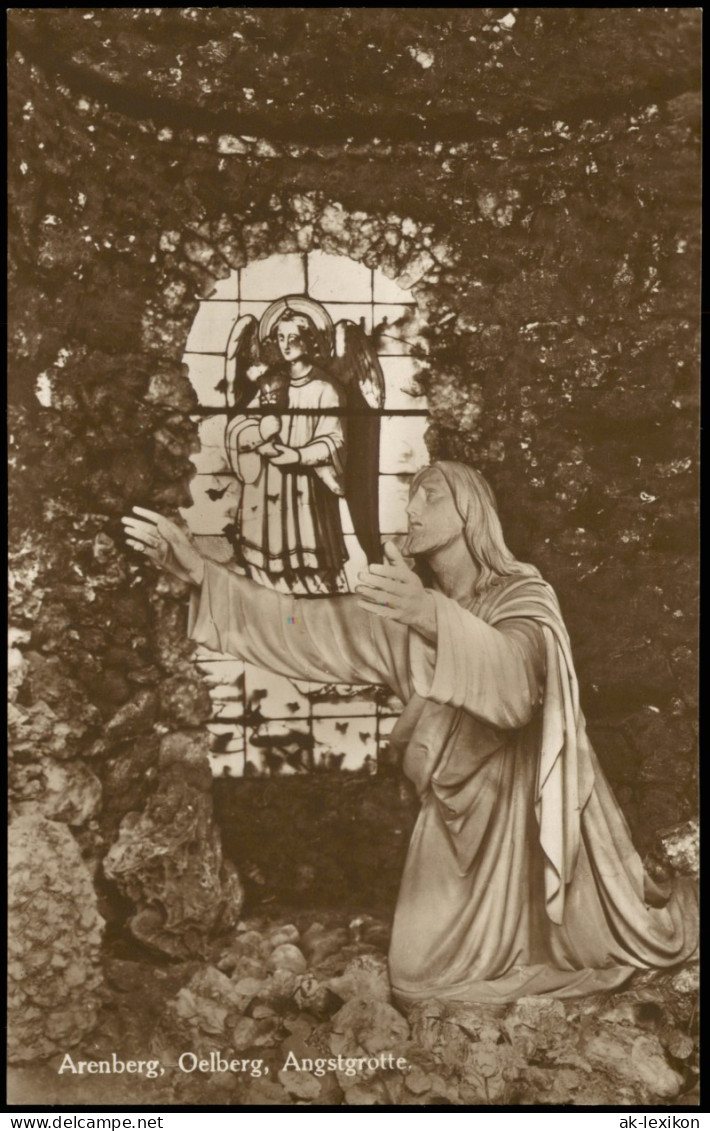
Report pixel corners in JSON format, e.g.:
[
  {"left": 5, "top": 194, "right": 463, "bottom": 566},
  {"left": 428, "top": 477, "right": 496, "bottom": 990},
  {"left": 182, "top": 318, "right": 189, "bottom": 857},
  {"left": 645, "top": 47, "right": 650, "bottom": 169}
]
[
  {"left": 226, "top": 369, "right": 348, "bottom": 594},
  {"left": 189, "top": 561, "right": 697, "bottom": 1003}
]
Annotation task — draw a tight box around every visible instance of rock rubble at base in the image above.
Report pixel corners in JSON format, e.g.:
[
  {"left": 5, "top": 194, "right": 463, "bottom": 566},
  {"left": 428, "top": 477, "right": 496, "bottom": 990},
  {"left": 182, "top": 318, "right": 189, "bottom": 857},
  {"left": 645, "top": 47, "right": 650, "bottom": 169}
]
[
  {"left": 156, "top": 914, "right": 701, "bottom": 1106},
  {"left": 11, "top": 911, "right": 694, "bottom": 1108}
]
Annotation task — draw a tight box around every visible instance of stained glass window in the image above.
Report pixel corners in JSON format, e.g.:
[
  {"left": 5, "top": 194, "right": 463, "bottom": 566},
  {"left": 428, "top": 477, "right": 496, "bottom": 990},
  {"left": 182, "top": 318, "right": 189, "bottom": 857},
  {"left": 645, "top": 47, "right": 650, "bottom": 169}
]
[{"left": 182, "top": 251, "right": 429, "bottom": 777}]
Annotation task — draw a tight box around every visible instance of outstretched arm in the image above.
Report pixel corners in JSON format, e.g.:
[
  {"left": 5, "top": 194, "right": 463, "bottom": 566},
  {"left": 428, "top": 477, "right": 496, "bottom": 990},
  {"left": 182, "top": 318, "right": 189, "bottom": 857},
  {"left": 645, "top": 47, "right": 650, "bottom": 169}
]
[
  {"left": 122, "top": 510, "right": 412, "bottom": 694},
  {"left": 421, "top": 597, "right": 545, "bottom": 729},
  {"left": 357, "top": 545, "right": 545, "bottom": 729},
  {"left": 188, "top": 558, "right": 414, "bottom": 691},
  {"left": 122, "top": 515, "right": 543, "bottom": 726}
]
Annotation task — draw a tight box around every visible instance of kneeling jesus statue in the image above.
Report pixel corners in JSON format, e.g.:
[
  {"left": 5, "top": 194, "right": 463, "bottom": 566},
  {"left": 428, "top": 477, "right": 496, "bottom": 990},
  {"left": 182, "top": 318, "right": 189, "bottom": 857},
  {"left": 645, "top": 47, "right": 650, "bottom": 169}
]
[{"left": 123, "top": 462, "right": 697, "bottom": 1003}]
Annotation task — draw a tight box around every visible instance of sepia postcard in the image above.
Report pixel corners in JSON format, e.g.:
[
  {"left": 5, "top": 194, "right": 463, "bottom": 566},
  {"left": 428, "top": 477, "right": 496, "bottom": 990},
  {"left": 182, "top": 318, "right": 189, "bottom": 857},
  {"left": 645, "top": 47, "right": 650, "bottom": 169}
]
[{"left": 7, "top": 8, "right": 700, "bottom": 1113}]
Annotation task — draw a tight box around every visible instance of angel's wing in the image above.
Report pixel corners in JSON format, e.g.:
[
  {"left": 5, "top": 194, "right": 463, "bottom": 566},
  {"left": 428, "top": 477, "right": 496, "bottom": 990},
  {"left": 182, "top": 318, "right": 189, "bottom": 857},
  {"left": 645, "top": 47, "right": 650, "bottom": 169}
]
[
  {"left": 223, "top": 315, "right": 265, "bottom": 410},
  {"left": 331, "top": 321, "right": 384, "bottom": 564},
  {"left": 332, "top": 320, "right": 385, "bottom": 409}
]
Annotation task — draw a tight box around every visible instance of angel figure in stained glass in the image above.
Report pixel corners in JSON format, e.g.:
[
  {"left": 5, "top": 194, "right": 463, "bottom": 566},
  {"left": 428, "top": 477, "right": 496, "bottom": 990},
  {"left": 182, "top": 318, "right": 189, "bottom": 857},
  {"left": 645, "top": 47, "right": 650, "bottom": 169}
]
[{"left": 224, "top": 296, "right": 384, "bottom": 595}]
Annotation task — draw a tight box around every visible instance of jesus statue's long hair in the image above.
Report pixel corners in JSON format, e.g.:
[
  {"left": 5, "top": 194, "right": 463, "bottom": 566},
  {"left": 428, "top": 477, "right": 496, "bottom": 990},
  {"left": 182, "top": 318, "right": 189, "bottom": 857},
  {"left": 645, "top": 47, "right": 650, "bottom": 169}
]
[{"left": 411, "top": 462, "right": 540, "bottom": 595}]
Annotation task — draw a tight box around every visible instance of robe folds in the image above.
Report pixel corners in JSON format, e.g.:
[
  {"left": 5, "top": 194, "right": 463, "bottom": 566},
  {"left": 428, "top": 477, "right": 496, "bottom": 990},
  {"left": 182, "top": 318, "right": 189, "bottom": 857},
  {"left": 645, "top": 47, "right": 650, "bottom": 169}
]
[
  {"left": 226, "top": 370, "right": 348, "bottom": 595},
  {"left": 189, "top": 561, "right": 697, "bottom": 1004}
]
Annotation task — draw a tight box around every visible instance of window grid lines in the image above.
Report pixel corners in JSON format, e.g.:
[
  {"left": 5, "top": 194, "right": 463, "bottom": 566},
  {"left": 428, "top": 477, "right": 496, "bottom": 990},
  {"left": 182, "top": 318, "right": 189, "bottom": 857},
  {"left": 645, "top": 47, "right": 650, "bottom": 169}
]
[{"left": 186, "top": 252, "right": 427, "bottom": 778}]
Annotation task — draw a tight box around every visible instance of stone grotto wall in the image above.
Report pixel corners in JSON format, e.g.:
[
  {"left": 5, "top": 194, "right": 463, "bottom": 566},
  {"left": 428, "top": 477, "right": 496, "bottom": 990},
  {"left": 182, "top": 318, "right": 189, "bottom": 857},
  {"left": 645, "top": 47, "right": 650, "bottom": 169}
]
[{"left": 8, "top": 8, "right": 699, "bottom": 1064}]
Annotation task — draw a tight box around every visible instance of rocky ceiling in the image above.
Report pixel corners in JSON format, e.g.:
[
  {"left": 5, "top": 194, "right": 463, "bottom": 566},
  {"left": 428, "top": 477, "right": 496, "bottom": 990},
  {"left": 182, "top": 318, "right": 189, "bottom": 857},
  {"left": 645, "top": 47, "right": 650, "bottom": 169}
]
[{"left": 8, "top": 8, "right": 701, "bottom": 142}]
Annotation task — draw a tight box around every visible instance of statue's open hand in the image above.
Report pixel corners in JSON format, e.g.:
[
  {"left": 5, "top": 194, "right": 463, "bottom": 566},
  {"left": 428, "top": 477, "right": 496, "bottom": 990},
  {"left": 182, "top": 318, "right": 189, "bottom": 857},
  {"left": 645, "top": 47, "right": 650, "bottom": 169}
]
[
  {"left": 356, "top": 541, "right": 436, "bottom": 638},
  {"left": 121, "top": 507, "right": 205, "bottom": 586}
]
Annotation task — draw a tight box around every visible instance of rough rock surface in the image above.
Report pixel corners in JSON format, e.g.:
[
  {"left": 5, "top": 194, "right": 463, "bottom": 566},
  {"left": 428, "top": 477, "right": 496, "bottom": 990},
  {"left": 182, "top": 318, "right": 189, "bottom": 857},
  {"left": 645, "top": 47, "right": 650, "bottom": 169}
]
[
  {"left": 8, "top": 813, "right": 105, "bottom": 1064},
  {"left": 103, "top": 765, "right": 243, "bottom": 957},
  {"left": 7, "top": 913, "right": 699, "bottom": 1107},
  {"left": 8, "top": 10, "right": 699, "bottom": 131},
  {"left": 40, "top": 757, "right": 102, "bottom": 826},
  {"left": 659, "top": 819, "right": 699, "bottom": 878},
  {"left": 6, "top": 9, "right": 699, "bottom": 1094}
]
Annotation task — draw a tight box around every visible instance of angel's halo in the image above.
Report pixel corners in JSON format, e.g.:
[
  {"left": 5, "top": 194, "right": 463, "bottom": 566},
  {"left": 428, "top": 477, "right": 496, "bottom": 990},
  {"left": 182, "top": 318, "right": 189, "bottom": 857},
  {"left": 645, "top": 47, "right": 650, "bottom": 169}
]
[{"left": 257, "top": 295, "right": 335, "bottom": 356}]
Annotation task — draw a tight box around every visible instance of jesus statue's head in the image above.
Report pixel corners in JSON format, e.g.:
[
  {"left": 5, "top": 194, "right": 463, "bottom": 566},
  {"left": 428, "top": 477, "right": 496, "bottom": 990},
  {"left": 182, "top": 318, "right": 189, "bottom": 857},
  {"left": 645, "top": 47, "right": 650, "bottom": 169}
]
[{"left": 404, "top": 462, "right": 539, "bottom": 595}]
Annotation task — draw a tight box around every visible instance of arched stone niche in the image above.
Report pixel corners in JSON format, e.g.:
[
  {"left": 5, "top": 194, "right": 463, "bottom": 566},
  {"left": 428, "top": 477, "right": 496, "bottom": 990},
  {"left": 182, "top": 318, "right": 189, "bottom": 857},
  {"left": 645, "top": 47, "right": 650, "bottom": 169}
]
[{"left": 179, "top": 246, "right": 431, "bottom": 779}]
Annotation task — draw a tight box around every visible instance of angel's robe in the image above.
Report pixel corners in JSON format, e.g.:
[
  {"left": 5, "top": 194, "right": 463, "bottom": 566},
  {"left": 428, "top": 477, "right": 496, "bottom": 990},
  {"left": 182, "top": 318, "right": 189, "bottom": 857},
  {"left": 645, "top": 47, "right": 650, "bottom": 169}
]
[
  {"left": 226, "top": 368, "right": 348, "bottom": 595},
  {"left": 189, "top": 561, "right": 698, "bottom": 1003}
]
